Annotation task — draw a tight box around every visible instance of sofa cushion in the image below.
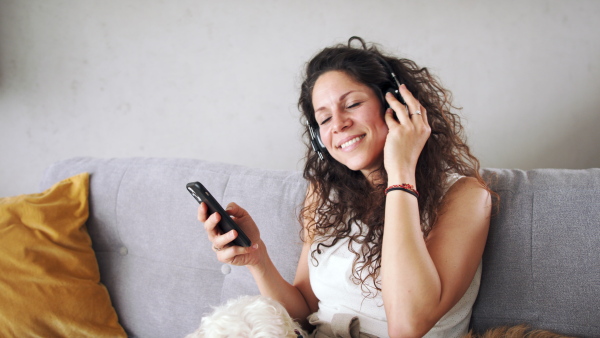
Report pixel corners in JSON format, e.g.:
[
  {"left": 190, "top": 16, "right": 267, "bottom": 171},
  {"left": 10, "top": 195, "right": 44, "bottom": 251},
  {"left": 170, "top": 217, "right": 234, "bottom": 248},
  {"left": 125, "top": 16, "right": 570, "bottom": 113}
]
[
  {"left": 39, "top": 157, "right": 308, "bottom": 338},
  {"left": 0, "top": 172, "right": 126, "bottom": 337},
  {"left": 473, "top": 168, "right": 600, "bottom": 337}
]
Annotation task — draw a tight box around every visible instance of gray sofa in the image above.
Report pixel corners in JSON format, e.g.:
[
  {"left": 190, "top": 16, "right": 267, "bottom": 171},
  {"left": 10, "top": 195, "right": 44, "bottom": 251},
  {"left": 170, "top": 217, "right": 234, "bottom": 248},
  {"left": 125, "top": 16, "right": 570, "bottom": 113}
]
[{"left": 40, "top": 157, "right": 600, "bottom": 337}]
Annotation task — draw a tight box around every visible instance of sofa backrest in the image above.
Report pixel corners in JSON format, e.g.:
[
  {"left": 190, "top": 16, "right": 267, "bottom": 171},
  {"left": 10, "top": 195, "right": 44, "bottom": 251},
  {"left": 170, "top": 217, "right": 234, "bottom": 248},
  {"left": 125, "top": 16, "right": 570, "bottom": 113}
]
[
  {"left": 472, "top": 168, "right": 600, "bottom": 337},
  {"left": 40, "top": 158, "right": 600, "bottom": 337}
]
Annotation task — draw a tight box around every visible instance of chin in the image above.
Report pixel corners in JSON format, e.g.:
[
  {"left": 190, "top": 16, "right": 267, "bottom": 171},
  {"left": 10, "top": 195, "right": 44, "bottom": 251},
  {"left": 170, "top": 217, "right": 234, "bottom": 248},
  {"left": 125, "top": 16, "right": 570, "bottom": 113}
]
[{"left": 335, "top": 154, "right": 382, "bottom": 175}]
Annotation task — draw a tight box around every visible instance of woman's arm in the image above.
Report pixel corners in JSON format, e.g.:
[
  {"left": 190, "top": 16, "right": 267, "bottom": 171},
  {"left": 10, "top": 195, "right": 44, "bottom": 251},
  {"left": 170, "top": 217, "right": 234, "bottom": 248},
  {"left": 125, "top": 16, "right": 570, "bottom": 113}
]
[
  {"left": 246, "top": 234, "right": 317, "bottom": 328},
  {"left": 381, "top": 177, "right": 491, "bottom": 337},
  {"left": 381, "top": 85, "right": 491, "bottom": 337},
  {"left": 198, "top": 192, "right": 318, "bottom": 329}
]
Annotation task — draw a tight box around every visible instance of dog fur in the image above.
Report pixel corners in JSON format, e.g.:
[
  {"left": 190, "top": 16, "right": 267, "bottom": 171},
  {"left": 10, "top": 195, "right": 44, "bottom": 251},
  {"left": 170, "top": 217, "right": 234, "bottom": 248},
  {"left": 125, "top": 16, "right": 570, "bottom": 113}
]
[
  {"left": 464, "top": 324, "right": 575, "bottom": 338},
  {"left": 186, "top": 295, "right": 307, "bottom": 338},
  {"left": 188, "top": 296, "right": 575, "bottom": 338}
]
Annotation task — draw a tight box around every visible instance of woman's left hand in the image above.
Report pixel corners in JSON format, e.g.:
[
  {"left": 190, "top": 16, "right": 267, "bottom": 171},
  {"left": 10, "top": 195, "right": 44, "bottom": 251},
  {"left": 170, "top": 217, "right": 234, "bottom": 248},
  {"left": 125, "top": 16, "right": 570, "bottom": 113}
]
[{"left": 383, "top": 84, "right": 431, "bottom": 182}]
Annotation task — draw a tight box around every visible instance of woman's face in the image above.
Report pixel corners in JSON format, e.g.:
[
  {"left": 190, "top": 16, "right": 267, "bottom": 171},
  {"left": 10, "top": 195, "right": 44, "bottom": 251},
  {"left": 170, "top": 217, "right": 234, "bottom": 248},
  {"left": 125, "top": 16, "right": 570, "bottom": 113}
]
[{"left": 311, "top": 70, "right": 388, "bottom": 176}]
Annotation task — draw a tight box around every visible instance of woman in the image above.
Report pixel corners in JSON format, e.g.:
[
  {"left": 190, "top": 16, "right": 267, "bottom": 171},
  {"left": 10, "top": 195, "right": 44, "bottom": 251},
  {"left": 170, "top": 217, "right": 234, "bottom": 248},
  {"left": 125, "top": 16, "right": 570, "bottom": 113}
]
[{"left": 199, "top": 37, "right": 492, "bottom": 337}]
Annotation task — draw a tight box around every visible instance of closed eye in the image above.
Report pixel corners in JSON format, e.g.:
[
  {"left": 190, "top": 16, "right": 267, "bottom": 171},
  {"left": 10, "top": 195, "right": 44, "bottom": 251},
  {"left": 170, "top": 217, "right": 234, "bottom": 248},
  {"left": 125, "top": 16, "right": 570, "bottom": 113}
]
[
  {"left": 347, "top": 102, "right": 361, "bottom": 109},
  {"left": 319, "top": 117, "right": 331, "bottom": 125}
]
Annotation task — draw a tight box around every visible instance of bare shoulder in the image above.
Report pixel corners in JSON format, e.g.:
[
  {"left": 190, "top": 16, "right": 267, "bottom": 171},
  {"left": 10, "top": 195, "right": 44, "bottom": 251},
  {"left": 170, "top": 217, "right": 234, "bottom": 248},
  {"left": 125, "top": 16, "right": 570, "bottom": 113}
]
[
  {"left": 450, "top": 176, "right": 490, "bottom": 198},
  {"left": 427, "top": 176, "right": 492, "bottom": 244},
  {"left": 441, "top": 176, "right": 492, "bottom": 216}
]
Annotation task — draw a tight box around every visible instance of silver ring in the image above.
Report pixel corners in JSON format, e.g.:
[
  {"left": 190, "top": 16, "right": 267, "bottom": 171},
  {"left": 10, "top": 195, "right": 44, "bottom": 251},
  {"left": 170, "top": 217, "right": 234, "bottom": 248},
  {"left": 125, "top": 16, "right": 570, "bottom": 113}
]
[
  {"left": 213, "top": 245, "right": 222, "bottom": 251},
  {"left": 413, "top": 110, "right": 422, "bottom": 115}
]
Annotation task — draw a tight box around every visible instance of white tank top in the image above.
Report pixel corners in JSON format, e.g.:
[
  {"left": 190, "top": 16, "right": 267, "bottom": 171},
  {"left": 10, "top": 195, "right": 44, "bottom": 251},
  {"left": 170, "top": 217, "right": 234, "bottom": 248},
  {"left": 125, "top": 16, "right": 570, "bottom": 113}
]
[{"left": 308, "top": 174, "right": 482, "bottom": 337}]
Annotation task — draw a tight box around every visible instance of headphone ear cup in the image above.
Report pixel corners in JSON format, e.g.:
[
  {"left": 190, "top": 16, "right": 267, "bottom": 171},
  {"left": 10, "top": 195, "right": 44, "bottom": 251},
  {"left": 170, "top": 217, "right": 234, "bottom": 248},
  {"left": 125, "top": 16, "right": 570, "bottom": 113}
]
[
  {"left": 314, "top": 128, "right": 326, "bottom": 150},
  {"left": 307, "top": 122, "right": 327, "bottom": 160},
  {"left": 375, "top": 54, "right": 406, "bottom": 106},
  {"left": 385, "top": 87, "right": 405, "bottom": 105}
]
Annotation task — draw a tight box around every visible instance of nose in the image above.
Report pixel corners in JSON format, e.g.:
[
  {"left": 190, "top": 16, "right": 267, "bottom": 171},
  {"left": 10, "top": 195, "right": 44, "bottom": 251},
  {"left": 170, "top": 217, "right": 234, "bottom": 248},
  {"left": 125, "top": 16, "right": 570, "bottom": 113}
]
[{"left": 331, "top": 111, "right": 351, "bottom": 133}]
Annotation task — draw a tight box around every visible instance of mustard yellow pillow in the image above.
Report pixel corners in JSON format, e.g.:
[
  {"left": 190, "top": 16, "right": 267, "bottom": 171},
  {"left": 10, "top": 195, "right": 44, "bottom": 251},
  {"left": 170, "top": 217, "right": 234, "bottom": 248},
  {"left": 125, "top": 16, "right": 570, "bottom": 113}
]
[{"left": 0, "top": 173, "right": 126, "bottom": 337}]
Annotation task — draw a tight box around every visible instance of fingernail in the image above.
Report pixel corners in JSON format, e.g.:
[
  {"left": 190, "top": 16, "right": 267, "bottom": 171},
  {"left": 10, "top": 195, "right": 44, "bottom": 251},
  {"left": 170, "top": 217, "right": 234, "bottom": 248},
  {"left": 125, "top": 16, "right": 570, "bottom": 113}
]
[{"left": 252, "top": 243, "right": 259, "bottom": 249}]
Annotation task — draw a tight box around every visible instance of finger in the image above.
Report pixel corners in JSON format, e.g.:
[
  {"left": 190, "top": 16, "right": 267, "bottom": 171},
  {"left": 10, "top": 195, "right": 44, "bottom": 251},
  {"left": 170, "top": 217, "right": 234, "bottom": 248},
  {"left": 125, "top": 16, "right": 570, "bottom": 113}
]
[
  {"left": 217, "top": 243, "right": 260, "bottom": 264},
  {"left": 410, "top": 104, "right": 424, "bottom": 125},
  {"left": 408, "top": 101, "right": 429, "bottom": 127},
  {"left": 212, "top": 229, "right": 238, "bottom": 251},
  {"left": 385, "top": 91, "right": 411, "bottom": 125},
  {"left": 197, "top": 202, "right": 208, "bottom": 222},
  {"left": 399, "top": 84, "right": 419, "bottom": 112},
  {"left": 421, "top": 106, "right": 429, "bottom": 126},
  {"left": 416, "top": 106, "right": 429, "bottom": 128},
  {"left": 383, "top": 108, "right": 398, "bottom": 128},
  {"left": 224, "top": 202, "right": 247, "bottom": 219},
  {"left": 204, "top": 211, "right": 222, "bottom": 239},
  {"left": 399, "top": 85, "right": 427, "bottom": 125}
]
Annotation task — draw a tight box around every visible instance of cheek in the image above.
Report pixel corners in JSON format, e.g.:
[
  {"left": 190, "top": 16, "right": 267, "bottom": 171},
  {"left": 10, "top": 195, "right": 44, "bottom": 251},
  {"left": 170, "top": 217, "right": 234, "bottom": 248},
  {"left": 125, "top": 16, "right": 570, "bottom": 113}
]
[
  {"left": 370, "top": 122, "right": 389, "bottom": 153},
  {"left": 381, "top": 121, "right": 390, "bottom": 138},
  {"left": 372, "top": 117, "right": 389, "bottom": 141},
  {"left": 374, "top": 128, "right": 388, "bottom": 149},
  {"left": 319, "top": 127, "right": 332, "bottom": 149}
]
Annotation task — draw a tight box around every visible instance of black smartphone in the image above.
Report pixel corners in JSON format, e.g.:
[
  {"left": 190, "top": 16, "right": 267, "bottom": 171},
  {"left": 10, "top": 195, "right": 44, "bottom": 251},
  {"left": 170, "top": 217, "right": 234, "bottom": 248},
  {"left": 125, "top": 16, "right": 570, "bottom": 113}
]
[{"left": 186, "top": 182, "right": 252, "bottom": 247}]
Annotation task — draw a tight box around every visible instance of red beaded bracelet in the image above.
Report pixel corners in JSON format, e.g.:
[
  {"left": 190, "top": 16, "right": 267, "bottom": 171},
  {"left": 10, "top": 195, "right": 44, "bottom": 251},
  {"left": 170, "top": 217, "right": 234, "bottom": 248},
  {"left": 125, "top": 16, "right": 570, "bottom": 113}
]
[{"left": 385, "top": 184, "right": 419, "bottom": 198}]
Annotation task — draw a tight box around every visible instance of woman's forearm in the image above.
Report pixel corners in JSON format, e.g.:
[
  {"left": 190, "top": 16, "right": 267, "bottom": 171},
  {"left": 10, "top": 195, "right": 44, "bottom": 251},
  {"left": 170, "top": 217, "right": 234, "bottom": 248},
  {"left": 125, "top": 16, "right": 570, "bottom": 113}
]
[
  {"left": 381, "top": 190, "right": 442, "bottom": 336},
  {"left": 247, "top": 243, "right": 313, "bottom": 328}
]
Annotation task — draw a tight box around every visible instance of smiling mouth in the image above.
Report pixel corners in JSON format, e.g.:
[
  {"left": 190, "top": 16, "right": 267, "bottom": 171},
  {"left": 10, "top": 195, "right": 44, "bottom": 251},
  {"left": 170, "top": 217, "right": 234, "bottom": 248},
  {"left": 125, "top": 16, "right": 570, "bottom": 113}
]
[{"left": 338, "top": 135, "right": 365, "bottom": 149}]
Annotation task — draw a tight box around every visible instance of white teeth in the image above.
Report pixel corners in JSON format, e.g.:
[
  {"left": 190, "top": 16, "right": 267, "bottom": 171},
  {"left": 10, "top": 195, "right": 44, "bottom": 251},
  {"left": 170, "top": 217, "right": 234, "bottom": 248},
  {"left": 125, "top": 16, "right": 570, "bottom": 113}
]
[{"left": 339, "top": 135, "right": 365, "bottom": 149}]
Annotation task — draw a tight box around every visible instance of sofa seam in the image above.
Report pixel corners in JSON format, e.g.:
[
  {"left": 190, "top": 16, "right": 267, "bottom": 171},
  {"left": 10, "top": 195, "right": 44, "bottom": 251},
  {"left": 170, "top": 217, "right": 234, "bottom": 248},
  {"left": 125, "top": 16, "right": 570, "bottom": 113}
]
[
  {"left": 113, "top": 165, "right": 129, "bottom": 248},
  {"left": 530, "top": 191, "right": 537, "bottom": 322}
]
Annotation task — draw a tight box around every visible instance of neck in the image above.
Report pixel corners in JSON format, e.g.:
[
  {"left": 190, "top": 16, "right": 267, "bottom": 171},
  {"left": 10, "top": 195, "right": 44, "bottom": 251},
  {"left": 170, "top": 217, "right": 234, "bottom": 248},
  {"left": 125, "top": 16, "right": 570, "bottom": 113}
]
[{"left": 362, "top": 168, "right": 385, "bottom": 187}]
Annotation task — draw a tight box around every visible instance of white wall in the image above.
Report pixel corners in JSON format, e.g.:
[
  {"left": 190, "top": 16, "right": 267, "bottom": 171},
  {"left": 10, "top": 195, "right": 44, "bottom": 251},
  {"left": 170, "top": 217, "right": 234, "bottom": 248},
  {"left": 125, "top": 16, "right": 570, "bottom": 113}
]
[{"left": 1, "top": 1, "right": 599, "bottom": 197}]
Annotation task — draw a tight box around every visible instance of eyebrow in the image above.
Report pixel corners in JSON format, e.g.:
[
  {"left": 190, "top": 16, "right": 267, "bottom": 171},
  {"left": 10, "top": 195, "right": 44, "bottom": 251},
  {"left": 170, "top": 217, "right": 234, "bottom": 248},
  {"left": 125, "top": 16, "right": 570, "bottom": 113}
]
[{"left": 314, "top": 90, "right": 358, "bottom": 115}]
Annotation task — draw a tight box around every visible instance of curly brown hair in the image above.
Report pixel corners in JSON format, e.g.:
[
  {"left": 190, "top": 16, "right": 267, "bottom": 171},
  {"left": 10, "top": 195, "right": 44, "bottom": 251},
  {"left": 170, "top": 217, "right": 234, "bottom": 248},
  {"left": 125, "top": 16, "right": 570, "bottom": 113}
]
[{"left": 298, "top": 37, "right": 488, "bottom": 296}]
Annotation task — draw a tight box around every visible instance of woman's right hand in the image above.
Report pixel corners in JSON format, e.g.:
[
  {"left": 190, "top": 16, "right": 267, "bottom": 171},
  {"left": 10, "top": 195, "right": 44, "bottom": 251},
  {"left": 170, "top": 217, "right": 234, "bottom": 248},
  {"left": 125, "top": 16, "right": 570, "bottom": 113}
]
[
  {"left": 198, "top": 201, "right": 262, "bottom": 266},
  {"left": 383, "top": 84, "right": 431, "bottom": 184}
]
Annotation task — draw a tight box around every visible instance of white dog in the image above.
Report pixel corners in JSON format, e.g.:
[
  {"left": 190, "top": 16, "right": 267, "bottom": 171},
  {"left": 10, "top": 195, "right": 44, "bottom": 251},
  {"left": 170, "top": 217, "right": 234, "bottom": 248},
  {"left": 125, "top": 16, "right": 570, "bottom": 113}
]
[{"left": 186, "top": 295, "right": 307, "bottom": 338}]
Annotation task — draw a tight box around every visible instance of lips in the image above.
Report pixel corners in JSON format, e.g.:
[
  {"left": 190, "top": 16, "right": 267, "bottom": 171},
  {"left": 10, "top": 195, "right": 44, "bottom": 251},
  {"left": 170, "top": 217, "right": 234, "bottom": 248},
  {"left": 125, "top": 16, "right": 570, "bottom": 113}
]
[{"left": 337, "top": 134, "right": 366, "bottom": 149}]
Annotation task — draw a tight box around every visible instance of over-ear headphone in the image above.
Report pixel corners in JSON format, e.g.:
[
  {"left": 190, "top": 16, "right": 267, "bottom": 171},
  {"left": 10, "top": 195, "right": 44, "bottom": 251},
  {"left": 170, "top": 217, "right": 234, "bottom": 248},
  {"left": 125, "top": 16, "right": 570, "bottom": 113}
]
[
  {"left": 307, "top": 55, "right": 406, "bottom": 161},
  {"left": 307, "top": 121, "right": 326, "bottom": 160}
]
